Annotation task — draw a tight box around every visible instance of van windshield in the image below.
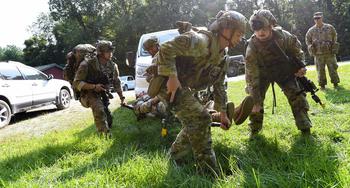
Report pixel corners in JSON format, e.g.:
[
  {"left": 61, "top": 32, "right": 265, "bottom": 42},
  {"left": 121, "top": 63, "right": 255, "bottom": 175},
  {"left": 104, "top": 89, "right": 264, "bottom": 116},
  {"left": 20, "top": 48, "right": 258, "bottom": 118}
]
[{"left": 140, "top": 32, "right": 179, "bottom": 56}]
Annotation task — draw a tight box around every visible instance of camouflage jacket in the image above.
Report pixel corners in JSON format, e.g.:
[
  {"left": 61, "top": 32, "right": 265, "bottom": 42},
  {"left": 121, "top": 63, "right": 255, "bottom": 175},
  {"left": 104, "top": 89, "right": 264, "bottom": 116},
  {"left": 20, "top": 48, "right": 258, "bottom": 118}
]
[
  {"left": 155, "top": 30, "right": 227, "bottom": 112},
  {"left": 305, "top": 23, "right": 337, "bottom": 55},
  {"left": 245, "top": 28, "right": 304, "bottom": 104},
  {"left": 73, "top": 56, "right": 123, "bottom": 98}
]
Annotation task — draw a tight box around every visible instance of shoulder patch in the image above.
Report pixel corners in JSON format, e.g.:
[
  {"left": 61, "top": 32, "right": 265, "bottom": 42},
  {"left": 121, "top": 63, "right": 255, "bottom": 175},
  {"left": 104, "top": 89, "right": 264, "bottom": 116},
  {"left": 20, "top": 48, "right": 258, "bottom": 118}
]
[{"left": 174, "top": 35, "right": 191, "bottom": 48}]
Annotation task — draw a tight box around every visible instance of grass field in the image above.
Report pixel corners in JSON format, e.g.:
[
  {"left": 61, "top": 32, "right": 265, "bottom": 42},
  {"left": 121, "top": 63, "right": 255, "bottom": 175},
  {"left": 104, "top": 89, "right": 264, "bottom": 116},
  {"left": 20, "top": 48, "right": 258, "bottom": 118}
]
[{"left": 1, "top": 64, "right": 349, "bottom": 187}]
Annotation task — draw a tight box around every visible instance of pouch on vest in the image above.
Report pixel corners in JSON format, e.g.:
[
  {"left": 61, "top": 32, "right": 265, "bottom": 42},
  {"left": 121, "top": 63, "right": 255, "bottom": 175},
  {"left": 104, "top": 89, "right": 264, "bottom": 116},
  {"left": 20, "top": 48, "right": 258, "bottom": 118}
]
[
  {"left": 332, "top": 42, "right": 339, "bottom": 54},
  {"left": 147, "top": 76, "right": 166, "bottom": 98}
]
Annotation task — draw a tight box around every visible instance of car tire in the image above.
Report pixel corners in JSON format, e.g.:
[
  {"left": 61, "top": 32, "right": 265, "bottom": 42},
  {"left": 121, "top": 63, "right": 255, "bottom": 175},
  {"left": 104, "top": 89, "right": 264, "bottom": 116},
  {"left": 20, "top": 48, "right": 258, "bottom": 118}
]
[
  {"left": 0, "top": 100, "right": 11, "bottom": 128},
  {"left": 123, "top": 85, "right": 128, "bottom": 91},
  {"left": 56, "top": 88, "right": 71, "bottom": 110}
]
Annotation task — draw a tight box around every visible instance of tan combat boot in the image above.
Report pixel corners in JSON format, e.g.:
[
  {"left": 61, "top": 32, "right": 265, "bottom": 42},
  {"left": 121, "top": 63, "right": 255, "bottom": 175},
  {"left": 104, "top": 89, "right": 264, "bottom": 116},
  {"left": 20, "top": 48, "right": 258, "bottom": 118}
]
[
  {"left": 211, "top": 96, "right": 253, "bottom": 126},
  {"left": 211, "top": 102, "right": 234, "bottom": 125},
  {"left": 233, "top": 96, "right": 254, "bottom": 125}
]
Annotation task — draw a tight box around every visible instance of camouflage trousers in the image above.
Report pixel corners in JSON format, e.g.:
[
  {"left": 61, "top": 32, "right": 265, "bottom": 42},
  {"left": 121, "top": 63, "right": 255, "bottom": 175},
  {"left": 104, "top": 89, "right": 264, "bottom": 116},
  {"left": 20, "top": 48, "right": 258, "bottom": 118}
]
[
  {"left": 249, "top": 78, "right": 312, "bottom": 132},
  {"left": 314, "top": 54, "right": 340, "bottom": 87},
  {"left": 80, "top": 91, "right": 110, "bottom": 133},
  {"left": 134, "top": 95, "right": 166, "bottom": 117},
  {"left": 158, "top": 87, "right": 218, "bottom": 173}
]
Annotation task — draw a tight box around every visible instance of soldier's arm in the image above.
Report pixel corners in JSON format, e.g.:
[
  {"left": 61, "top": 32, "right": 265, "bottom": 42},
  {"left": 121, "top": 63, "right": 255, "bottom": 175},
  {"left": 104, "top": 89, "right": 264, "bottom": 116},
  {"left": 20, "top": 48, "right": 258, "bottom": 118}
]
[
  {"left": 305, "top": 29, "right": 313, "bottom": 46},
  {"left": 245, "top": 43, "right": 261, "bottom": 104},
  {"left": 112, "top": 63, "right": 124, "bottom": 99},
  {"left": 330, "top": 25, "right": 337, "bottom": 43},
  {"left": 157, "top": 32, "right": 208, "bottom": 76},
  {"left": 213, "top": 62, "right": 228, "bottom": 113},
  {"left": 73, "top": 62, "right": 96, "bottom": 91},
  {"left": 287, "top": 33, "right": 305, "bottom": 64}
]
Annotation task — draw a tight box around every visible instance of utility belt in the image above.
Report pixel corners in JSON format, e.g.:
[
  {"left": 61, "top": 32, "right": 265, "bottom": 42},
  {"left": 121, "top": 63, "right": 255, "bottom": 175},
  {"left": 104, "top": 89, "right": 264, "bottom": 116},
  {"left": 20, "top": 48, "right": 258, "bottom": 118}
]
[{"left": 312, "top": 41, "right": 339, "bottom": 55}]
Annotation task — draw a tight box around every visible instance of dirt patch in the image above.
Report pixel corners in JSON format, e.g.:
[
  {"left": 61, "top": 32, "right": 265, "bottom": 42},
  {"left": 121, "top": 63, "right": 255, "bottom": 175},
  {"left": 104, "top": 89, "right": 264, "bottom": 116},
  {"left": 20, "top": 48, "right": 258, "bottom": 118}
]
[{"left": 0, "top": 91, "right": 134, "bottom": 142}]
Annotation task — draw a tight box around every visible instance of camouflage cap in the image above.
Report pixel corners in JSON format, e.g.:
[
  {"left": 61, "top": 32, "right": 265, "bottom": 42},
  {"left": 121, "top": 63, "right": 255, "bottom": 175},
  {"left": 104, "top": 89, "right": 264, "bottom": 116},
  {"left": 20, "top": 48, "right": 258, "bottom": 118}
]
[
  {"left": 73, "top": 44, "right": 96, "bottom": 58},
  {"left": 96, "top": 40, "right": 115, "bottom": 53},
  {"left": 209, "top": 10, "right": 247, "bottom": 32},
  {"left": 249, "top": 9, "right": 277, "bottom": 31},
  {"left": 143, "top": 36, "right": 159, "bottom": 50},
  {"left": 313, "top": 12, "right": 323, "bottom": 19}
]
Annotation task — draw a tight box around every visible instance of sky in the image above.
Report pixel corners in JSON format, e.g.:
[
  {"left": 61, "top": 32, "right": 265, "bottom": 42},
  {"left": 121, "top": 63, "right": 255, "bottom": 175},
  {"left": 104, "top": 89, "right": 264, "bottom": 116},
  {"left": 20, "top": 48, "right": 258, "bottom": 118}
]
[{"left": 0, "top": 0, "right": 49, "bottom": 48}]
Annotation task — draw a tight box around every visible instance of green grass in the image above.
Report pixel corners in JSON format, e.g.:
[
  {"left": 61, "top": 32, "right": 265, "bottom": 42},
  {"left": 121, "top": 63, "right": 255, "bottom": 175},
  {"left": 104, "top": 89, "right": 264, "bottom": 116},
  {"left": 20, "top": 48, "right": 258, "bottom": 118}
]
[{"left": 1, "top": 63, "right": 350, "bottom": 187}]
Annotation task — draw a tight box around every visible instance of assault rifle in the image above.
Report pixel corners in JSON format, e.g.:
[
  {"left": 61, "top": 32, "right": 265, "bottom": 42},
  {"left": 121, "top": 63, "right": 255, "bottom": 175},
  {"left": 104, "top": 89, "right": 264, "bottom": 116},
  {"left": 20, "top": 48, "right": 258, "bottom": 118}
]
[
  {"left": 297, "top": 77, "right": 325, "bottom": 108},
  {"left": 273, "top": 40, "right": 325, "bottom": 108},
  {"left": 87, "top": 72, "right": 114, "bottom": 131}
]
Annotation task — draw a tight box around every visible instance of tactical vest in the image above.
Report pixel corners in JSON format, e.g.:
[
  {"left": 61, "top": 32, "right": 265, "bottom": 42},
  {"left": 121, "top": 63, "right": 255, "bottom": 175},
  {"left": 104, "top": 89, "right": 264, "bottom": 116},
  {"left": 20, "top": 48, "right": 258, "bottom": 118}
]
[
  {"left": 249, "top": 29, "right": 297, "bottom": 84},
  {"left": 175, "top": 30, "right": 225, "bottom": 90},
  {"left": 85, "top": 57, "right": 115, "bottom": 88}
]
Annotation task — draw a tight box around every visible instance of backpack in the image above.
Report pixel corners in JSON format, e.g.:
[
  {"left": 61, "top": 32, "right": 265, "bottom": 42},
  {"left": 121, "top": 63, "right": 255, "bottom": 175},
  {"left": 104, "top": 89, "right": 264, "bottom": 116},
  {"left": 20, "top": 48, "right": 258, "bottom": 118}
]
[
  {"left": 63, "top": 44, "right": 96, "bottom": 99},
  {"left": 63, "top": 44, "right": 96, "bottom": 84}
]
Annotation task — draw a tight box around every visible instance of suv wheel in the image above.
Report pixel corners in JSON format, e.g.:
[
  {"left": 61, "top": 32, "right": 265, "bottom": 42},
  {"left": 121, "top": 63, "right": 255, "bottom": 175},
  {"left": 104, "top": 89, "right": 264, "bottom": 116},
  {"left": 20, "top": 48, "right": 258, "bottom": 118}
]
[
  {"left": 56, "top": 89, "right": 71, "bottom": 110},
  {"left": 123, "top": 85, "right": 128, "bottom": 91},
  {"left": 0, "top": 100, "right": 11, "bottom": 128}
]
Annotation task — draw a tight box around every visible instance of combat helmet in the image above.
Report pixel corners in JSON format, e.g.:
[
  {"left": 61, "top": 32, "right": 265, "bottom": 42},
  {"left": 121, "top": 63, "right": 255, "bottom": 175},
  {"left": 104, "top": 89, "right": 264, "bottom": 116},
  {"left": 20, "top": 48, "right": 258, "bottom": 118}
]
[
  {"left": 96, "top": 40, "right": 115, "bottom": 54},
  {"left": 209, "top": 10, "right": 247, "bottom": 33},
  {"left": 143, "top": 36, "right": 159, "bottom": 51},
  {"left": 249, "top": 9, "right": 277, "bottom": 31},
  {"left": 73, "top": 44, "right": 96, "bottom": 59}
]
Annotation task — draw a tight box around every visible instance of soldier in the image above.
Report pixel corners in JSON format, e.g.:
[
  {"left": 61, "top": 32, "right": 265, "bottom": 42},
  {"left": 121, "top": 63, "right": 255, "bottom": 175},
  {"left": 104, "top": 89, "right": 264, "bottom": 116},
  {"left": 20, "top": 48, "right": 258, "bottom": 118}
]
[
  {"left": 143, "top": 36, "right": 159, "bottom": 57},
  {"left": 153, "top": 10, "right": 251, "bottom": 174},
  {"left": 305, "top": 12, "right": 340, "bottom": 90},
  {"left": 245, "top": 9, "right": 312, "bottom": 139},
  {"left": 136, "top": 37, "right": 252, "bottom": 124},
  {"left": 73, "top": 40, "right": 126, "bottom": 135},
  {"left": 131, "top": 36, "right": 166, "bottom": 119}
]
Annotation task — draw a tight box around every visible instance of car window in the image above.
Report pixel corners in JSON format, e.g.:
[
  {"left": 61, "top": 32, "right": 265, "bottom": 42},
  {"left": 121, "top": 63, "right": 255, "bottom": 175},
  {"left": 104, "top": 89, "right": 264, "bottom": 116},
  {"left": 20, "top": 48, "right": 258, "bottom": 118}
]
[
  {"left": 0, "top": 65, "right": 24, "bottom": 80},
  {"left": 140, "top": 32, "right": 179, "bottom": 56},
  {"left": 18, "top": 66, "right": 48, "bottom": 80},
  {"left": 127, "top": 77, "right": 133, "bottom": 81}
]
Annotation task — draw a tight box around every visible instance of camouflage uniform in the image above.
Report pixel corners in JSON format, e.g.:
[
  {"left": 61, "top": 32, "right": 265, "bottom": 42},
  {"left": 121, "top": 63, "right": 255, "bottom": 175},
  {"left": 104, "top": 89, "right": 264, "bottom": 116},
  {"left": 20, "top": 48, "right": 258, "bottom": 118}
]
[
  {"left": 155, "top": 28, "right": 231, "bottom": 173},
  {"left": 246, "top": 12, "right": 312, "bottom": 134},
  {"left": 73, "top": 55, "right": 123, "bottom": 133},
  {"left": 133, "top": 95, "right": 166, "bottom": 118},
  {"left": 305, "top": 12, "right": 340, "bottom": 87}
]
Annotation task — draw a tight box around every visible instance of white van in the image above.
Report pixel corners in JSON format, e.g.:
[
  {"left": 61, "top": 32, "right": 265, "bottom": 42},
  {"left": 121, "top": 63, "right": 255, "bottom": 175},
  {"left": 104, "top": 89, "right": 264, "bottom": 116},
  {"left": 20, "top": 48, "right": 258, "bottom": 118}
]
[{"left": 133, "top": 29, "right": 180, "bottom": 97}]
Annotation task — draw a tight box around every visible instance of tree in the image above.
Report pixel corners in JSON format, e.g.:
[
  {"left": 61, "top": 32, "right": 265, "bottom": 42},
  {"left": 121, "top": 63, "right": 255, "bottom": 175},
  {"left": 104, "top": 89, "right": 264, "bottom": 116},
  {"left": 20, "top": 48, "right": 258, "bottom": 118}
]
[
  {"left": 0, "top": 45, "right": 24, "bottom": 62},
  {"left": 20, "top": 0, "right": 349, "bottom": 75}
]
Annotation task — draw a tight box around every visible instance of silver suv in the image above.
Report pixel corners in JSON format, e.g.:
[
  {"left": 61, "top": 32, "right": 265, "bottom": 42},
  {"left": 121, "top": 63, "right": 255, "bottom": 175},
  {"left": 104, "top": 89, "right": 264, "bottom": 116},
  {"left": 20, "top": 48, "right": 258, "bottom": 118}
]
[{"left": 0, "top": 61, "right": 73, "bottom": 128}]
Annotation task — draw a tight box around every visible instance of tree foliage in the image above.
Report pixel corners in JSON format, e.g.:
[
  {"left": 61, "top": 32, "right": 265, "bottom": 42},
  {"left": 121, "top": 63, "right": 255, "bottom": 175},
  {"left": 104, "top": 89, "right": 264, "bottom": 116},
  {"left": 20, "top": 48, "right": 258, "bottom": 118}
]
[
  {"left": 0, "top": 45, "right": 24, "bottom": 62},
  {"left": 21, "top": 0, "right": 350, "bottom": 74}
]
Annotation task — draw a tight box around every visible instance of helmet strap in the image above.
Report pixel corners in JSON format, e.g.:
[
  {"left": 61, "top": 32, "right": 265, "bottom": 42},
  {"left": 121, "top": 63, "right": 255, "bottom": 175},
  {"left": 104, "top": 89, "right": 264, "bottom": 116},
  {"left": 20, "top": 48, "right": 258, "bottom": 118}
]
[{"left": 219, "top": 30, "right": 235, "bottom": 48}]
